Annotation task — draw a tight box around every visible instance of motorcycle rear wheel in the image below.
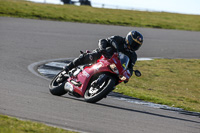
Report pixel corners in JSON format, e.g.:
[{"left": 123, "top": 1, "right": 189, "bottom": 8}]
[
  {"left": 49, "top": 70, "right": 68, "bottom": 96},
  {"left": 84, "top": 75, "right": 115, "bottom": 103}
]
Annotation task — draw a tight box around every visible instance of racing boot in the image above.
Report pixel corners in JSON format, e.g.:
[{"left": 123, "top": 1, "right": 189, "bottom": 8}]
[
  {"left": 63, "top": 62, "right": 74, "bottom": 73},
  {"left": 56, "top": 62, "right": 74, "bottom": 83}
]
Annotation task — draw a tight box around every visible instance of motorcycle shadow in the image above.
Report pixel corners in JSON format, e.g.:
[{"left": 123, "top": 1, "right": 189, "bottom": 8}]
[
  {"left": 96, "top": 102, "right": 200, "bottom": 124},
  {"left": 61, "top": 92, "right": 200, "bottom": 124}
]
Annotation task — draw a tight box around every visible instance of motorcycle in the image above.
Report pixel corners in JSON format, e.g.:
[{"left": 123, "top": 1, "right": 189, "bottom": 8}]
[{"left": 49, "top": 52, "right": 141, "bottom": 103}]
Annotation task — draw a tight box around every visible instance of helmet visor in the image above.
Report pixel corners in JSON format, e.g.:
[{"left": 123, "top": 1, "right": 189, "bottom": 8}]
[{"left": 131, "top": 42, "right": 141, "bottom": 51}]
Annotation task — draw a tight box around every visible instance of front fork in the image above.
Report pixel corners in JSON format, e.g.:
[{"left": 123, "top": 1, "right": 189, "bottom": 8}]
[{"left": 91, "top": 74, "right": 108, "bottom": 88}]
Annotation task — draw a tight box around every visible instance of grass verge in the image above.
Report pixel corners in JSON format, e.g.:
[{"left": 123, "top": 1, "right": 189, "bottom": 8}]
[
  {"left": 0, "top": 0, "right": 200, "bottom": 31},
  {"left": 0, "top": 114, "right": 77, "bottom": 133},
  {"left": 115, "top": 59, "right": 200, "bottom": 112}
]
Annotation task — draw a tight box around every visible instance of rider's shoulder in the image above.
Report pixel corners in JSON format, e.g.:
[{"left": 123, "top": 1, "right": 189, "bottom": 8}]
[
  {"left": 109, "top": 35, "right": 123, "bottom": 40},
  {"left": 108, "top": 36, "right": 124, "bottom": 44}
]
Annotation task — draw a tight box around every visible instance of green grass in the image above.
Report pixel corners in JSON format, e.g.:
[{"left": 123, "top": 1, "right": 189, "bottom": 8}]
[
  {"left": 115, "top": 59, "right": 200, "bottom": 112},
  {"left": 0, "top": 114, "right": 77, "bottom": 133},
  {"left": 0, "top": 0, "right": 200, "bottom": 31}
]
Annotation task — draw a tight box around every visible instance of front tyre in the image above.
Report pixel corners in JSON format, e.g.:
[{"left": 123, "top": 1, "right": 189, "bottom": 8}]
[
  {"left": 84, "top": 75, "right": 115, "bottom": 103},
  {"left": 49, "top": 70, "right": 68, "bottom": 96}
]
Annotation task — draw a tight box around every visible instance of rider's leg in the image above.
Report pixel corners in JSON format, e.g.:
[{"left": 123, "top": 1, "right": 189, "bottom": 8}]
[
  {"left": 57, "top": 50, "right": 101, "bottom": 83},
  {"left": 64, "top": 50, "right": 101, "bottom": 73}
]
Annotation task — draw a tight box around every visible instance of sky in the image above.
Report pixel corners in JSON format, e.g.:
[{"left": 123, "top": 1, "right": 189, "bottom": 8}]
[{"left": 29, "top": 0, "right": 200, "bottom": 15}]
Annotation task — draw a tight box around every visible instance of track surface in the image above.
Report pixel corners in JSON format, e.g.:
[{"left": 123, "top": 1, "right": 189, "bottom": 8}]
[{"left": 0, "top": 17, "right": 200, "bottom": 133}]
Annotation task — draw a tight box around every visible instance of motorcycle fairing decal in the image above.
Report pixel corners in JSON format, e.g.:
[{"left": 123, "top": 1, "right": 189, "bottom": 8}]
[
  {"left": 122, "top": 63, "right": 126, "bottom": 69},
  {"left": 82, "top": 70, "right": 90, "bottom": 78}
]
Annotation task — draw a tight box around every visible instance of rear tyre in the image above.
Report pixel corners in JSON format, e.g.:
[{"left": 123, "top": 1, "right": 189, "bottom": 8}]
[
  {"left": 49, "top": 70, "right": 68, "bottom": 96},
  {"left": 84, "top": 75, "right": 115, "bottom": 103}
]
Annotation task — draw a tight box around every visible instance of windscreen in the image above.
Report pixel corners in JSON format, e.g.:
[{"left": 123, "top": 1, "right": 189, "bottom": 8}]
[{"left": 119, "top": 52, "right": 130, "bottom": 70}]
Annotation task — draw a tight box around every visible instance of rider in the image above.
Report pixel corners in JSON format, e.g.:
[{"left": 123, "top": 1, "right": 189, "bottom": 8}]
[{"left": 59, "top": 30, "right": 143, "bottom": 82}]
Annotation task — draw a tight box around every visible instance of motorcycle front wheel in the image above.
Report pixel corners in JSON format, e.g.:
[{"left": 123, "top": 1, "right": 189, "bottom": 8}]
[
  {"left": 49, "top": 70, "right": 68, "bottom": 96},
  {"left": 84, "top": 74, "right": 115, "bottom": 103}
]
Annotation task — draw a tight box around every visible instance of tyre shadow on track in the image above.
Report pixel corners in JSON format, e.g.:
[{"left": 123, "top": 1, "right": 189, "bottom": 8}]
[
  {"left": 60, "top": 95, "right": 200, "bottom": 124},
  {"left": 96, "top": 102, "right": 200, "bottom": 124}
]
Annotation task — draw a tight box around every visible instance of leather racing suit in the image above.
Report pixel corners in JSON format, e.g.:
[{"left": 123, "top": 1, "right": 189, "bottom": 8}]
[{"left": 65, "top": 36, "right": 137, "bottom": 76}]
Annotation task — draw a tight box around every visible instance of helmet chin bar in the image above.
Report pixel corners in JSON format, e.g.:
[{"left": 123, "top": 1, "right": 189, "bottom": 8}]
[{"left": 127, "top": 45, "right": 131, "bottom": 49}]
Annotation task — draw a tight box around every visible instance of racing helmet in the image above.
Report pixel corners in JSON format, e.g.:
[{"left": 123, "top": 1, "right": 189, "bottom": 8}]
[{"left": 125, "top": 31, "right": 143, "bottom": 51}]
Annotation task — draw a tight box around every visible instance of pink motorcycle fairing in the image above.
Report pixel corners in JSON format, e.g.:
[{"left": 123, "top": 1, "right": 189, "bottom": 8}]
[{"left": 66, "top": 53, "right": 131, "bottom": 97}]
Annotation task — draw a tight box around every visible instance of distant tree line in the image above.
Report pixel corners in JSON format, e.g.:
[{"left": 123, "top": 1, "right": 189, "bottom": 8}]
[{"left": 61, "top": 0, "right": 91, "bottom": 6}]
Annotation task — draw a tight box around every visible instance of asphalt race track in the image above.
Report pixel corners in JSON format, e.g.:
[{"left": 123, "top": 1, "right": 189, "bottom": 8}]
[{"left": 0, "top": 17, "right": 200, "bottom": 133}]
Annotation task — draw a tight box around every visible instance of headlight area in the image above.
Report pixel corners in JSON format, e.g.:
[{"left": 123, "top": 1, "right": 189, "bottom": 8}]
[
  {"left": 109, "top": 64, "right": 127, "bottom": 81},
  {"left": 119, "top": 75, "right": 127, "bottom": 81},
  {"left": 109, "top": 64, "right": 119, "bottom": 74}
]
